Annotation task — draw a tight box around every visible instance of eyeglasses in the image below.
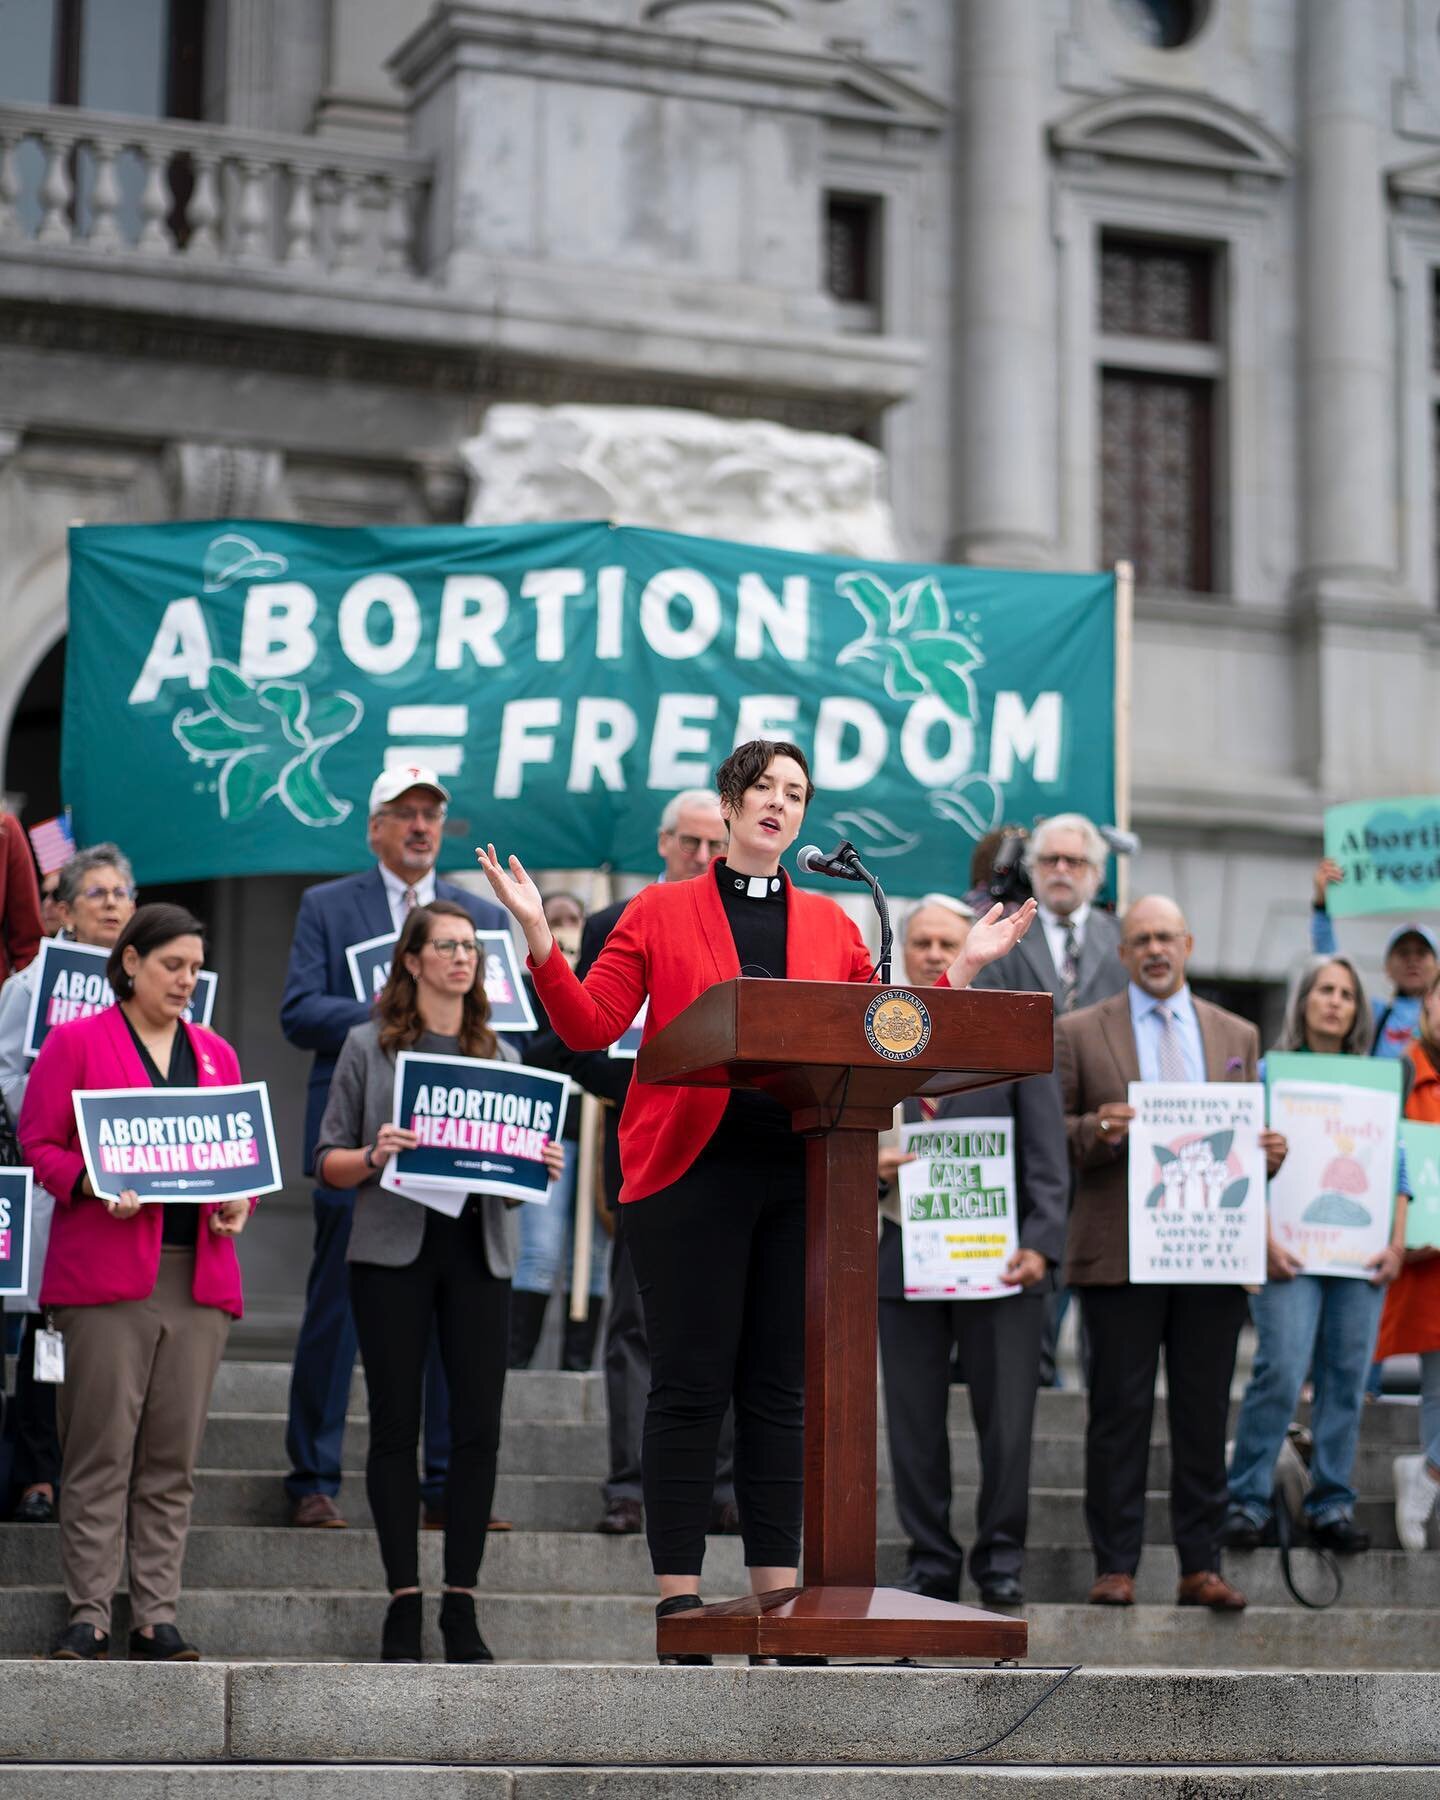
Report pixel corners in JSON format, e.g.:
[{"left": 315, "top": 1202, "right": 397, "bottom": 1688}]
[
  {"left": 1124, "top": 931, "right": 1184, "bottom": 950},
  {"left": 675, "top": 835, "right": 727, "bottom": 856},
  {"left": 384, "top": 805, "right": 446, "bottom": 825},
  {"left": 79, "top": 885, "right": 135, "bottom": 904},
  {"left": 1034, "top": 854, "right": 1091, "bottom": 871},
  {"left": 427, "top": 936, "right": 481, "bottom": 961}
]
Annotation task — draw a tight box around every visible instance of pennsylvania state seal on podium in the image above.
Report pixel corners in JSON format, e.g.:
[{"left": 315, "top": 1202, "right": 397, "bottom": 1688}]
[{"left": 862, "top": 989, "right": 932, "bottom": 1062}]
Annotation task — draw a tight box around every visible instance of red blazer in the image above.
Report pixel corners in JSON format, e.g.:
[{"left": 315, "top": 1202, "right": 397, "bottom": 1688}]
[
  {"left": 530, "top": 863, "right": 931, "bottom": 1203},
  {"left": 19, "top": 1006, "right": 251, "bottom": 1316},
  {"left": 0, "top": 813, "right": 41, "bottom": 985}
]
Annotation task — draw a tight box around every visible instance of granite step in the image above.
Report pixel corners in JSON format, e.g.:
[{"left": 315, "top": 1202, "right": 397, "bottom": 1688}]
[
  {"left": 3, "top": 1664, "right": 1437, "bottom": 1767},
  {"left": 204, "top": 1365, "right": 1431, "bottom": 1449},
  {"left": 4, "top": 1768, "right": 1440, "bottom": 1798},
  {"left": 177, "top": 1469, "right": 1411, "bottom": 1547},
  {"left": 190, "top": 1412, "right": 1423, "bottom": 1497},
  {"left": 2, "top": 1526, "right": 1433, "bottom": 1606},
  {"left": 1, "top": 1585, "right": 1435, "bottom": 1668}
]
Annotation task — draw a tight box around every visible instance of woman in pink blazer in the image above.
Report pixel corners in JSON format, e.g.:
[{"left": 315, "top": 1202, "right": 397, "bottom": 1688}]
[{"left": 19, "top": 903, "right": 253, "bottom": 1662}]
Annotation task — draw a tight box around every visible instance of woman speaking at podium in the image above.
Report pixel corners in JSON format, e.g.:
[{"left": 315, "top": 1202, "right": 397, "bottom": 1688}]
[{"left": 477, "top": 738, "right": 1033, "bottom": 1659}]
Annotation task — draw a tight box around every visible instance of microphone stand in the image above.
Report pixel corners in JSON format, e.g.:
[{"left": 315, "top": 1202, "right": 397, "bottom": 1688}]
[{"left": 823, "top": 841, "right": 894, "bottom": 985}]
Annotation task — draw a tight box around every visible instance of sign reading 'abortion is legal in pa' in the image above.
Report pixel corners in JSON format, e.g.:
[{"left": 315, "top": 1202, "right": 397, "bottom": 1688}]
[
  {"left": 344, "top": 928, "right": 537, "bottom": 1031},
  {"left": 382, "top": 1052, "right": 568, "bottom": 1206},
  {"left": 72, "top": 1083, "right": 282, "bottom": 1204},
  {"left": 23, "top": 938, "right": 218, "bottom": 1061}
]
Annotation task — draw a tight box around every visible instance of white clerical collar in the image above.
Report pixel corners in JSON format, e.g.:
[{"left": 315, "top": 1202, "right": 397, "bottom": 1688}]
[{"left": 717, "top": 860, "right": 783, "bottom": 901}]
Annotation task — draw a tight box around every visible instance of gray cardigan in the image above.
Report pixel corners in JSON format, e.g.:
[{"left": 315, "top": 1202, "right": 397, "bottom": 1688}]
[{"left": 315, "top": 1021, "right": 520, "bottom": 1276}]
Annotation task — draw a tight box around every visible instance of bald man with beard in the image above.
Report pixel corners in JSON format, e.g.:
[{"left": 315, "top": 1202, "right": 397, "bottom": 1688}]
[{"left": 1056, "top": 897, "right": 1287, "bottom": 1614}]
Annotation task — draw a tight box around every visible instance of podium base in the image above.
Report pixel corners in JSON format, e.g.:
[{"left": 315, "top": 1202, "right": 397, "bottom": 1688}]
[{"left": 655, "top": 1585, "right": 1028, "bottom": 1662}]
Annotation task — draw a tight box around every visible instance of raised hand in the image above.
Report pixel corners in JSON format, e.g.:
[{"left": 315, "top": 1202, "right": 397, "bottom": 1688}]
[
  {"left": 475, "top": 843, "right": 554, "bottom": 963},
  {"left": 949, "top": 897, "right": 1038, "bottom": 987}
]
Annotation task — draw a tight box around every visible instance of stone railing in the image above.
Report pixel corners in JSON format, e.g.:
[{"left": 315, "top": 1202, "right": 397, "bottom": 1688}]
[{"left": 0, "top": 103, "right": 432, "bottom": 280}]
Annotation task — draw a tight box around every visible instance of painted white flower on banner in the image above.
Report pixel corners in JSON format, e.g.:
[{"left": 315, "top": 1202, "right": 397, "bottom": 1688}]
[{"left": 172, "top": 662, "right": 362, "bottom": 828}]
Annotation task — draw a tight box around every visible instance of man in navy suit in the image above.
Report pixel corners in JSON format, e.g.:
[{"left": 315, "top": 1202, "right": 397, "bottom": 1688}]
[{"left": 278, "top": 764, "right": 507, "bottom": 1527}]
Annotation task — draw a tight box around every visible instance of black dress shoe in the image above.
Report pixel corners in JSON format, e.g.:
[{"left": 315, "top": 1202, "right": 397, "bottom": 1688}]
[
  {"left": 1219, "top": 1513, "right": 1266, "bottom": 1551},
  {"left": 381, "top": 1592, "right": 423, "bottom": 1663},
  {"left": 12, "top": 1488, "right": 56, "bottom": 1523},
  {"left": 1311, "top": 1517, "right": 1371, "bottom": 1555},
  {"left": 596, "top": 1497, "right": 643, "bottom": 1535},
  {"left": 656, "top": 1593, "right": 712, "bottom": 1666},
  {"left": 978, "top": 1576, "right": 1023, "bottom": 1607},
  {"left": 439, "top": 1591, "right": 494, "bottom": 1664},
  {"left": 128, "top": 1624, "right": 199, "bottom": 1661},
  {"left": 896, "top": 1572, "right": 959, "bottom": 1604},
  {"left": 50, "top": 1622, "right": 109, "bottom": 1661}
]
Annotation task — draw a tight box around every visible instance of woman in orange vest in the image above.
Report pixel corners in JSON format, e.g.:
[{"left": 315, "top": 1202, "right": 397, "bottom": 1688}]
[{"left": 1383, "top": 967, "right": 1440, "bottom": 1550}]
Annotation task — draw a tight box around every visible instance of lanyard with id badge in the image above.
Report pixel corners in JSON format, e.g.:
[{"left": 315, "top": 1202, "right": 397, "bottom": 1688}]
[{"left": 34, "top": 1312, "right": 64, "bottom": 1383}]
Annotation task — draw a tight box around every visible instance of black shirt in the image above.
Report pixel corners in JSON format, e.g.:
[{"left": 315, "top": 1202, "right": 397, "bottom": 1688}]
[
  {"left": 710, "top": 860, "right": 797, "bottom": 1155},
  {"left": 121, "top": 1012, "right": 200, "bottom": 1249}
]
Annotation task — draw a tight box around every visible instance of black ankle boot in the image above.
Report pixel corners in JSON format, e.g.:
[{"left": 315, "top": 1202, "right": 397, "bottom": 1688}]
[
  {"left": 656, "top": 1593, "right": 712, "bottom": 1666},
  {"left": 439, "top": 1590, "right": 494, "bottom": 1664},
  {"left": 561, "top": 1297, "right": 601, "bottom": 1372},
  {"left": 381, "top": 1591, "right": 423, "bottom": 1663},
  {"left": 507, "top": 1290, "right": 549, "bottom": 1369}
]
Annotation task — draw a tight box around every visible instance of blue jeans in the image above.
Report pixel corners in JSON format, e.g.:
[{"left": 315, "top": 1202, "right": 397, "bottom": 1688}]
[
  {"left": 513, "top": 1154, "right": 608, "bottom": 1299},
  {"left": 1227, "top": 1273, "right": 1384, "bottom": 1527}
]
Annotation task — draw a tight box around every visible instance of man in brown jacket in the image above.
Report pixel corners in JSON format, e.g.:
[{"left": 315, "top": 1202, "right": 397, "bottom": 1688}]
[{"left": 1056, "top": 895, "right": 1286, "bottom": 1612}]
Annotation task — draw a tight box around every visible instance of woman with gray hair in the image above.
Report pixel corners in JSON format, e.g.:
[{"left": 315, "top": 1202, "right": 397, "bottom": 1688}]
[
  {"left": 0, "top": 844, "right": 135, "bottom": 1523},
  {"left": 1224, "top": 953, "right": 1409, "bottom": 1554}
]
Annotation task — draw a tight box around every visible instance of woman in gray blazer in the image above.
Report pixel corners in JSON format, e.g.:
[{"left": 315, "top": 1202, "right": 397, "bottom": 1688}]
[{"left": 315, "top": 899, "right": 562, "bottom": 1664}]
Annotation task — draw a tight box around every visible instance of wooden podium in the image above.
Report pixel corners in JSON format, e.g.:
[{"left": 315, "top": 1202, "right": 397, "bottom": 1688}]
[{"left": 638, "top": 976, "right": 1054, "bottom": 1662}]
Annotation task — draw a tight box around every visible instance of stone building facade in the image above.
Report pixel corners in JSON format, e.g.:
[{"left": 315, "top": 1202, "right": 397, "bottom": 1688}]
[{"left": 2, "top": 0, "right": 1437, "bottom": 1332}]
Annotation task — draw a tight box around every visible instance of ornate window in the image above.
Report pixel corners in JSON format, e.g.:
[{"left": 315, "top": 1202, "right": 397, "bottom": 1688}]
[
  {"left": 1099, "top": 235, "right": 1220, "bottom": 592},
  {"left": 824, "top": 193, "right": 882, "bottom": 331}
]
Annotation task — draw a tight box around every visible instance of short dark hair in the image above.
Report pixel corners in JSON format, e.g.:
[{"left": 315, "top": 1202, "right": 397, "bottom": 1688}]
[
  {"left": 715, "top": 739, "right": 814, "bottom": 813},
  {"left": 107, "top": 902, "right": 206, "bottom": 1000}
]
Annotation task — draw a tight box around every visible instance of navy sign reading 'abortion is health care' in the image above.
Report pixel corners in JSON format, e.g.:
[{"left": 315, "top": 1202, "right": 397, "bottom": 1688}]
[
  {"left": 344, "top": 928, "right": 537, "bottom": 1031},
  {"left": 24, "top": 938, "right": 217, "bottom": 1061},
  {"left": 64, "top": 522, "right": 1116, "bottom": 891},
  {"left": 383, "top": 1052, "right": 569, "bottom": 1206},
  {"left": 73, "top": 1084, "right": 282, "bottom": 1204},
  {"left": 0, "top": 1169, "right": 33, "bottom": 1298}
]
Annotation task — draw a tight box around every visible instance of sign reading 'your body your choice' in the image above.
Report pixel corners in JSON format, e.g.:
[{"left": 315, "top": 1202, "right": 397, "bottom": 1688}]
[{"left": 64, "top": 522, "right": 1116, "bottom": 890}]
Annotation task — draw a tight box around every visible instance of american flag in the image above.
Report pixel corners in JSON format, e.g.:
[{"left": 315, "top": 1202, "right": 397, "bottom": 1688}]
[{"left": 28, "top": 814, "right": 75, "bottom": 875}]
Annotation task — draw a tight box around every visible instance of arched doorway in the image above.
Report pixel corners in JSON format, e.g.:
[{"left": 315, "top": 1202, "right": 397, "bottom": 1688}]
[{"left": 2, "top": 636, "right": 64, "bottom": 823}]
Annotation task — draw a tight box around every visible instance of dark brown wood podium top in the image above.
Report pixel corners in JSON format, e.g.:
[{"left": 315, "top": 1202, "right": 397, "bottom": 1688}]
[{"left": 637, "top": 976, "right": 1053, "bottom": 1662}]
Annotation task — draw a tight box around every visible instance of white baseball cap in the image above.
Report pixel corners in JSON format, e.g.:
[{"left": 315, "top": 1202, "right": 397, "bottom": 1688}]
[{"left": 368, "top": 765, "right": 451, "bottom": 815}]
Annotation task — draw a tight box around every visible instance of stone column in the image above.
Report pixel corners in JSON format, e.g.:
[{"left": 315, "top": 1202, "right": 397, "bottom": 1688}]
[
  {"left": 950, "top": 0, "right": 1055, "bottom": 568},
  {"left": 1298, "top": 1, "right": 1396, "bottom": 600}
]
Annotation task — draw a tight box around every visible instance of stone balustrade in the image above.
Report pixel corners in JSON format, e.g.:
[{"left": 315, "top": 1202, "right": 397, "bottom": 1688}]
[{"left": 0, "top": 103, "right": 432, "bottom": 280}]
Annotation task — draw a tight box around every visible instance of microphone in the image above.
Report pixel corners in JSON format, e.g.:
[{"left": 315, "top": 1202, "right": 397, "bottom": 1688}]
[{"left": 796, "top": 842, "right": 864, "bottom": 882}]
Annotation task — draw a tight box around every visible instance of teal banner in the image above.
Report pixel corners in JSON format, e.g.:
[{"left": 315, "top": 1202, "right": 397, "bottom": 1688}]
[
  {"left": 63, "top": 521, "right": 1116, "bottom": 891},
  {"left": 1323, "top": 795, "right": 1440, "bottom": 918}
]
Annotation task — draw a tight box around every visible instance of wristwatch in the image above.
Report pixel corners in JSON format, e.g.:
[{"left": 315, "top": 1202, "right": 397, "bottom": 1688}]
[{"left": 364, "top": 1142, "right": 379, "bottom": 1169}]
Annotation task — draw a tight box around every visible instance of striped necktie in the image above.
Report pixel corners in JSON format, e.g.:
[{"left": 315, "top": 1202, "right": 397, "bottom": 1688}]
[
  {"left": 402, "top": 885, "right": 418, "bottom": 914},
  {"left": 1060, "top": 922, "right": 1079, "bottom": 1013},
  {"left": 1155, "top": 1003, "right": 1188, "bottom": 1083}
]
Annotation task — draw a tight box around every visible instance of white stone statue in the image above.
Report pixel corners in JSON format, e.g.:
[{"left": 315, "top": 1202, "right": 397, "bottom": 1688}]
[{"left": 461, "top": 403, "right": 899, "bottom": 558}]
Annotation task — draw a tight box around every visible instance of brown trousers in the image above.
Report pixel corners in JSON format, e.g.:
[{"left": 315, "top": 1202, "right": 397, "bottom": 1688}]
[{"left": 54, "top": 1248, "right": 230, "bottom": 1631}]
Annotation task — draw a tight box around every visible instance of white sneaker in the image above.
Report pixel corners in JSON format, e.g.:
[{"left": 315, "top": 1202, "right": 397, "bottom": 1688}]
[{"left": 1393, "top": 1454, "right": 1439, "bottom": 1552}]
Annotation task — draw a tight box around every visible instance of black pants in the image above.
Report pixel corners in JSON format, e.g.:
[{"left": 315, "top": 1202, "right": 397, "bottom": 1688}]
[
  {"left": 601, "top": 1226, "right": 736, "bottom": 1511},
  {"left": 878, "top": 1242, "right": 1046, "bottom": 1595},
  {"left": 13, "top": 1312, "right": 62, "bottom": 1493},
  {"left": 620, "top": 1142, "right": 805, "bottom": 1575},
  {"left": 1081, "top": 1282, "right": 1249, "bottom": 1578},
  {"left": 349, "top": 1207, "right": 509, "bottom": 1591}
]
